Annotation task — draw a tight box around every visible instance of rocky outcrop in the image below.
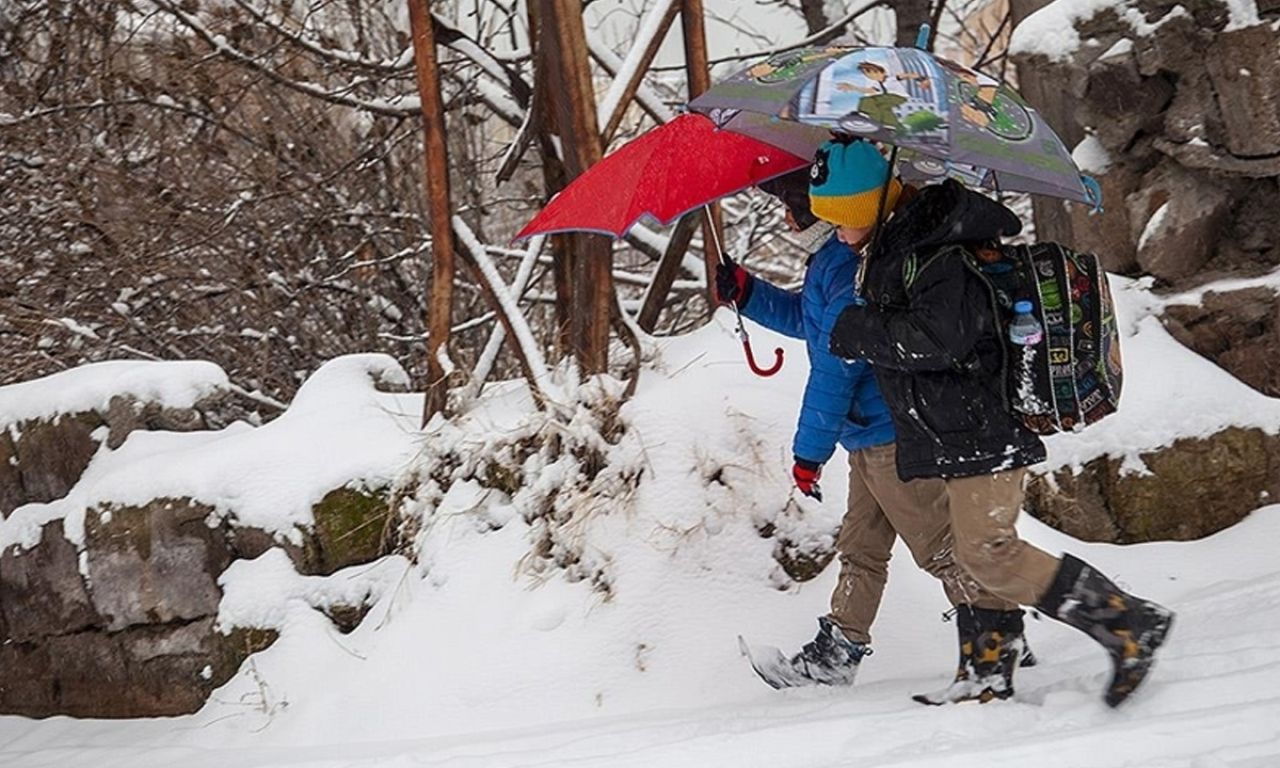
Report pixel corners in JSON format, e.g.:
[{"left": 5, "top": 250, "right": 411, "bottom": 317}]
[
  {"left": 0, "top": 355, "right": 421, "bottom": 717},
  {"left": 1006, "top": 0, "right": 1280, "bottom": 545},
  {"left": 0, "top": 488, "right": 391, "bottom": 718},
  {"left": 0, "top": 390, "right": 235, "bottom": 520},
  {"left": 304, "top": 487, "right": 393, "bottom": 576},
  {"left": 1027, "top": 427, "right": 1280, "bottom": 543},
  {"left": 1011, "top": 0, "right": 1280, "bottom": 287},
  {"left": 1163, "top": 287, "right": 1280, "bottom": 398},
  {"left": 2, "top": 414, "right": 103, "bottom": 517}
]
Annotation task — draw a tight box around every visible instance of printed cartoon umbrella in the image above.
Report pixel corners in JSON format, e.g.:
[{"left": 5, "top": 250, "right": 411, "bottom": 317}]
[
  {"left": 689, "top": 40, "right": 1100, "bottom": 206},
  {"left": 514, "top": 113, "right": 811, "bottom": 242}
]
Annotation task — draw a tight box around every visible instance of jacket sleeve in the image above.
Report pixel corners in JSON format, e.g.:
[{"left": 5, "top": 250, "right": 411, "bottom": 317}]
[
  {"left": 739, "top": 278, "right": 805, "bottom": 340},
  {"left": 827, "top": 252, "right": 986, "bottom": 372},
  {"left": 792, "top": 255, "right": 868, "bottom": 465}
]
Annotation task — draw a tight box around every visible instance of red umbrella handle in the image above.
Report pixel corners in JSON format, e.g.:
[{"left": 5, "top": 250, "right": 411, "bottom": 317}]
[{"left": 742, "top": 338, "right": 785, "bottom": 377}]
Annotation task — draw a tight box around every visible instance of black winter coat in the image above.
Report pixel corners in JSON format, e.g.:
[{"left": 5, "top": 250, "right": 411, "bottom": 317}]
[{"left": 829, "top": 180, "right": 1046, "bottom": 481}]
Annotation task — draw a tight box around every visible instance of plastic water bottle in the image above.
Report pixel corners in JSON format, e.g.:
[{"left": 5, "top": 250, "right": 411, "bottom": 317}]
[{"left": 1008, "top": 300, "right": 1044, "bottom": 346}]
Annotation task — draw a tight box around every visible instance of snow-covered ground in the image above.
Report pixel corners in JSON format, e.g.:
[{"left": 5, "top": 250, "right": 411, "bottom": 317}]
[{"left": 1, "top": 276, "right": 1279, "bottom": 768}]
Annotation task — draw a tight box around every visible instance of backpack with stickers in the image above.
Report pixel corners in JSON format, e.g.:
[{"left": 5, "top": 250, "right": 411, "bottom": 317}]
[{"left": 965, "top": 242, "right": 1123, "bottom": 435}]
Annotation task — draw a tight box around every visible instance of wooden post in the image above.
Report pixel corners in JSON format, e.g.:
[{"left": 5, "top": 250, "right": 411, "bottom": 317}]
[
  {"left": 408, "top": 1, "right": 455, "bottom": 424},
  {"left": 637, "top": 212, "right": 700, "bottom": 332},
  {"left": 541, "top": 0, "right": 614, "bottom": 375},
  {"left": 680, "top": 0, "right": 724, "bottom": 303},
  {"left": 528, "top": 1, "right": 576, "bottom": 359}
]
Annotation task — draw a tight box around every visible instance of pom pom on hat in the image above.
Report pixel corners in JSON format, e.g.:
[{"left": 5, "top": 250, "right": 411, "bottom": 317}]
[{"left": 808, "top": 140, "right": 901, "bottom": 229}]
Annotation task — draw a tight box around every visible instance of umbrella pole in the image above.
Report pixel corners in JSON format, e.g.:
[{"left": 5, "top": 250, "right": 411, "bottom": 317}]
[
  {"left": 705, "top": 205, "right": 784, "bottom": 377},
  {"left": 859, "top": 145, "right": 900, "bottom": 296}
]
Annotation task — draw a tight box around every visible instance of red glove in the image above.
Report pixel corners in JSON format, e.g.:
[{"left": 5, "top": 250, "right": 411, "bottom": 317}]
[{"left": 792, "top": 459, "right": 823, "bottom": 501}]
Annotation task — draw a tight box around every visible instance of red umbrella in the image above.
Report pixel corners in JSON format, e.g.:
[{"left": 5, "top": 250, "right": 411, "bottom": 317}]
[
  {"left": 514, "top": 113, "right": 809, "bottom": 241},
  {"left": 515, "top": 113, "right": 805, "bottom": 378}
]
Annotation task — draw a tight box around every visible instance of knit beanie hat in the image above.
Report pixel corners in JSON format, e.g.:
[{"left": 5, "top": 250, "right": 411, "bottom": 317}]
[{"left": 808, "top": 139, "right": 902, "bottom": 229}]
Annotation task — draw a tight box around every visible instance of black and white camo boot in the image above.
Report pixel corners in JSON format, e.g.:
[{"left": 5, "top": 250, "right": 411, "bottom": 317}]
[
  {"left": 913, "top": 605, "right": 1026, "bottom": 705},
  {"left": 1038, "top": 554, "right": 1175, "bottom": 707}
]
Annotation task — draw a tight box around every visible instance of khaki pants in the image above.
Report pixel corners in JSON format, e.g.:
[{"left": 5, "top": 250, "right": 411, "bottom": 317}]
[
  {"left": 945, "top": 469, "right": 1060, "bottom": 607},
  {"left": 830, "top": 443, "right": 1017, "bottom": 644}
]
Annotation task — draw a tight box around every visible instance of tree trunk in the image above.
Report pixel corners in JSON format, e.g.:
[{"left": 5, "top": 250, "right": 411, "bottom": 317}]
[
  {"left": 799, "top": 0, "right": 831, "bottom": 35},
  {"left": 891, "top": 0, "right": 932, "bottom": 48},
  {"left": 540, "top": 0, "right": 613, "bottom": 375},
  {"left": 408, "top": 0, "right": 455, "bottom": 423},
  {"left": 681, "top": 0, "right": 723, "bottom": 307}
]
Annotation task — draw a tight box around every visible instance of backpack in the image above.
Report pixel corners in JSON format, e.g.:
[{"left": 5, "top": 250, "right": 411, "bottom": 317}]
[{"left": 965, "top": 242, "right": 1124, "bottom": 435}]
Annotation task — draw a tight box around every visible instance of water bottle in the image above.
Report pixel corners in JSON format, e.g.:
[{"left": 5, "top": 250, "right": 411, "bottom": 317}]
[{"left": 1008, "top": 300, "right": 1043, "bottom": 346}]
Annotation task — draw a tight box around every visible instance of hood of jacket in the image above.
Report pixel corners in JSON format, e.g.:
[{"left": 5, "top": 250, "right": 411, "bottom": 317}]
[{"left": 882, "top": 179, "right": 1022, "bottom": 254}]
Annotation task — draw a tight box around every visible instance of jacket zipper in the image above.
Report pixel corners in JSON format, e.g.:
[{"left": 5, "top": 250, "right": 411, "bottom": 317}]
[{"left": 905, "top": 249, "right": 953, "bottom": 368}]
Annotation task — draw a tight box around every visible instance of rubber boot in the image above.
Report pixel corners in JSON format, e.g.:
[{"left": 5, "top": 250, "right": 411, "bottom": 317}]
[
  {"left": 1038, "top": 554, "right": 1175, "bottom": 707},
  {"left": 913, "top": 605, "right": 1025, "bottom": 705}
]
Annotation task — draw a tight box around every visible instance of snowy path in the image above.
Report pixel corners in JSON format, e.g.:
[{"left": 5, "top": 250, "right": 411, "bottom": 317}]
[
  {"left": 3, "top": 314, "right": 1279, "bottom": 767},
  {"left": 4, "top": 511, "right": 1278, "bottom": 768}
]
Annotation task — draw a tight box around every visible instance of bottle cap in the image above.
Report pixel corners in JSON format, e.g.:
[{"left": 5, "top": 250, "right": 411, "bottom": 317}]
[{"left": 1013, "top": 300, "right": 1034, "bottom": 314}]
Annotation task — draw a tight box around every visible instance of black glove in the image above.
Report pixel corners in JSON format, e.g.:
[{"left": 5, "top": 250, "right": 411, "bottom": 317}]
[{"left": 715, "top": 257, "right": 753, "bottom": 306}]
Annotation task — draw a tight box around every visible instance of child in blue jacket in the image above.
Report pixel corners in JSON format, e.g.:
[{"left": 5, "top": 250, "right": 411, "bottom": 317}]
[{"left": 718, "top": 166, "right": 1026, "bottom": 699}]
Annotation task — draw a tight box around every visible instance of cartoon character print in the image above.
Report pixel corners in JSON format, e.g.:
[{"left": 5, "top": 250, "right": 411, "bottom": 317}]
[
  {"left": 748, "top": 46, "right": 855, "bottom": 84},
  {"left": 937, "top": 58, "right": 1034, "bottom": 141},
  {"left": 830, "top": 61, "right": 931, "bottom": 132}
]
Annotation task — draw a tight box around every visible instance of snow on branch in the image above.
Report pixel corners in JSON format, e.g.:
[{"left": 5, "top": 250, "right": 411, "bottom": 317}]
[
  {"left": 651, "top": 0, "right": 885, "bottom": 73},
  {"left": 150, "top": 0, "right": 420, "bottom": 117},
  {"left": 228, "top": 0, "right": 413, "bottom": 74},
  {"left": 596, "top": 0, "right": 680, "bottom": 135},
  {"left": 587, "top": 33, "right": 675, "bottom": 127},
  {"left": 432, "top": 12, "right": 533, "bottom": 108},
  {"left": 467, "top": 235, "right": 547, "bottom": 400},
  {"left": 451, "top": 218, "right": 561, "bottom": 410}
]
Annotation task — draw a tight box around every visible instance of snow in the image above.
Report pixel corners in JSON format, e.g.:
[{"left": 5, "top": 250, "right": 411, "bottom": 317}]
[
  {"left": 0, "top": 360, "right": 228, "bottom": 430},
  {"left": 1137, "top": 201, "right": 1171, "bottom": 251},
  {"left": 1224, "top": 0, "right": 1262, "bottom": 30},
  {"left": 1072, "top": 135, "right": 1113, "bottom": 175},
  {"left": 596, "top": 0, "right": 679, "bottom": 129},
  {"left": 2, "top": 287, "right": 1280, "bottom": 766},
  {"left": 1040, "top": 273, "right": 1280, "bottom": 474},
  {"left": 1009, "top": 0, "right": 1192, "bottom": 62},
  {"left": 217, "top": 549, "right": 411, "bottom": 634},
  {"left": 0, "top": 354, "right": 421, "bottom": 550},
  {"left": 1009, "top": 0, "right": 1127, "bottom": 61},
  {"left": 1100, "top": 38, "right": 1134, "bottom": 60}
]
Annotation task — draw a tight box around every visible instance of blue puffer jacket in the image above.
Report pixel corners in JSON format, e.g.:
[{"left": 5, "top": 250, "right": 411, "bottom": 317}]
[{"left": 741, "top": 234, "right": 895, "bottom": 465}]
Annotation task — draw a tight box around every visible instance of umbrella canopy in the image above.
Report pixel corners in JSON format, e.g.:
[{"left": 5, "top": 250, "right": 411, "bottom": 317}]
[
  {"left": 690, "top": 45, "right": 1097, "bottom": 206},
  {"left": 514, "top": 113, "right": 810, "bottom": 242}
]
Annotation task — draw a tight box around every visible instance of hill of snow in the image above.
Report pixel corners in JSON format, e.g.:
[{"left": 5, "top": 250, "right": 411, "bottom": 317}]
[{"left": 1, "top": 277, "right": 1278, "bottom": 767}]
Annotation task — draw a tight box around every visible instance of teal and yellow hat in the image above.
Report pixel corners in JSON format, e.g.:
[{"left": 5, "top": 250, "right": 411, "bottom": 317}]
[{"left": 808, "top": 140, "right": 902, "bottom": 229}]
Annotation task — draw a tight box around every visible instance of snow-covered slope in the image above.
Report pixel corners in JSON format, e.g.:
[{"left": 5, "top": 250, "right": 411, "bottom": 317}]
[{"left": 1, "top": 280, "right": 1278, "bottom": 767}]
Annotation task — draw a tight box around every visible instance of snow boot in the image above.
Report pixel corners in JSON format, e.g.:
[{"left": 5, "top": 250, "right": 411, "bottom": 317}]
[
  {"left": 913, "top": 605, "right": 1026, "bottom": 705},
  {"left": 741, "top": 616, "right": 871, "bottom": 689},
  {"left": 1038, "top": 554, "right": 1175, "bottom": 707}
]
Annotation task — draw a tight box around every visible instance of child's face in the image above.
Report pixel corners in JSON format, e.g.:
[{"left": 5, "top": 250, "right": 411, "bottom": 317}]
[
  {"left": 836, "top": 224, "right": 873, "bottom": 248},
  {"left": 784, "top": 208, "right": 801, "bottom": 232}
]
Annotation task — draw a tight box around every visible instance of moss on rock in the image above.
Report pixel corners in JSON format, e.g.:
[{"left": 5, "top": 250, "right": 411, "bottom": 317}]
[
  {"left": 1028, "top": 426, "right": 1280, "bottom": 543},
  {"left": 306, "top": 486, "right": 391, "bottom": 575}
]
